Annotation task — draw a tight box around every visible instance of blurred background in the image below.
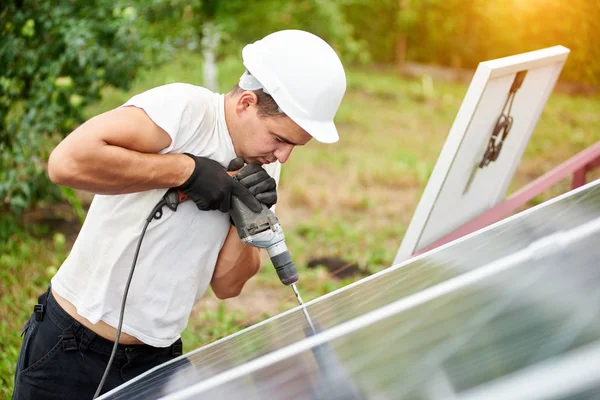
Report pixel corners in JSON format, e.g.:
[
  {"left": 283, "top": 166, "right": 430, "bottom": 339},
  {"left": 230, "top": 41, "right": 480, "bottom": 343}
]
[{"left": 1, "top": 0, "right": 599, "bottom": 396}]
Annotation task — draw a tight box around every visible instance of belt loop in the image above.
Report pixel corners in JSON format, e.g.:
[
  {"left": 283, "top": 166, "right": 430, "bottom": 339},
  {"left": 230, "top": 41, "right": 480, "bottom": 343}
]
[
  {"left": 61, "top": 327, "right": 78, "bottom": 352},
  {"left": 79, "top": 328, "right": 95, "bottom": 352},
  {"left": 34, "top": 285, "right": 51, "bottom": 322},
  {"left": 34, "top": 304, "right": 44, "bottom": 322},
  {"left": 172, "top": 341, "right": 183, "bottom": 357}
]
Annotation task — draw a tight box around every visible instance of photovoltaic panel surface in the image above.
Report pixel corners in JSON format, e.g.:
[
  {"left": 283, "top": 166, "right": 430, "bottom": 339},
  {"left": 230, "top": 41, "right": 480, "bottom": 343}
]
[
  {"left": 172, "top": 215, "right": 600, "bottom": 399},
  {"left": 100, "top": 179, "right": 600, "bottom": 399}
]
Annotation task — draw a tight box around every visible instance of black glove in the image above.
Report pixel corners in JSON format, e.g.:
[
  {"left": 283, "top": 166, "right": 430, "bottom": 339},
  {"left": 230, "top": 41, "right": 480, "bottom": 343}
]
[
  {"left": 178, "top": 154, "right": 261, "bottom": 213},
  {"left": 234, "top": 163, "right": 277, "bottom": 208}
]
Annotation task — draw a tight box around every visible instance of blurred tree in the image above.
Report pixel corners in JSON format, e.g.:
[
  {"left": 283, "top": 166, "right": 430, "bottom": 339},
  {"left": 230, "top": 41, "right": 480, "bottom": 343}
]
[
  {"left": 140, "top": 0, "right": 369, "bottom": 65},
  {"left": 212, "top": 0, "right": 367, "bottom": 64},
  {"left": 0, "top": 0, "right": 162, "bottom": 221},
  {"left": 129, "top": 0, "right": 369, "bottom": 65},
  {"left": 342, "top": 0, "right": 399, "bottom": 64},
  {"left": 396, "top": 0, "right": 417, "bottom": 69},
  {"left": 133, "top": 0, "right": 203, "bottom": 51},
  {"left": 343, "top": 0, "right": 600, "bottom": 85}
]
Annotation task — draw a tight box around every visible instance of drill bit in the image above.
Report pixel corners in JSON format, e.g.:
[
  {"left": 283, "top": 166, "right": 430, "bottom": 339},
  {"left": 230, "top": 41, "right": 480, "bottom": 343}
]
[{"left": 291, "top": 283, "right": 316, "bottom": 334}]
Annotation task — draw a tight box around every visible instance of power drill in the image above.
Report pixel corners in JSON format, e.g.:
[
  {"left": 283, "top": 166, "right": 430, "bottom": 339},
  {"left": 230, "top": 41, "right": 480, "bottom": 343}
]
[
  {"left": 164, "top": 184, "right": 316, "bottom": 333},
  {"left": 163, "top": 187, "right": 298, "bottom": 286}
]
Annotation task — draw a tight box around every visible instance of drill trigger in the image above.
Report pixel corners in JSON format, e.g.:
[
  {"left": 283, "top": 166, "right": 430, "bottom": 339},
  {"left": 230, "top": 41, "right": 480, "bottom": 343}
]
[{"left": 178, "top": 191, "right": 189, "bottom": 203}]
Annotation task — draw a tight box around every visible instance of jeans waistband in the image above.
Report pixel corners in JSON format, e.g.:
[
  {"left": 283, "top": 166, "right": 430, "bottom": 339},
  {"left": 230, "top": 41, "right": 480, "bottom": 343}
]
[
  {"left": 42, "top": 287, "right": 182, "bottom": 358},
  {"left": 44, "top": 287, "right": 82, "bottom": 333}
]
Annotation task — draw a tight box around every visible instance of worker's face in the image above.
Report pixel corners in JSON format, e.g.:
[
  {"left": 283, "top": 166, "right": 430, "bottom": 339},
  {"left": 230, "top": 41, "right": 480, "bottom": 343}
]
[{"left": 232, "top": 92, "right": 312, "bottom": 165}]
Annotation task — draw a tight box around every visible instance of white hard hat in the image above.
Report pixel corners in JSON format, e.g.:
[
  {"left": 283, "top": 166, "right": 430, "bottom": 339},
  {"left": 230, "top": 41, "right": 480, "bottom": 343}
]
[{"left": 239, "top": 30, "right": 346, "bottom": 144}]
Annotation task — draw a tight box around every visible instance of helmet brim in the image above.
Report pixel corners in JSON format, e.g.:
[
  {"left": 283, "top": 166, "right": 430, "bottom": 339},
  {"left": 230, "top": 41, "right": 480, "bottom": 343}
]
[{"left": 290, "top": 116, "right": 339, "bottom": 144}]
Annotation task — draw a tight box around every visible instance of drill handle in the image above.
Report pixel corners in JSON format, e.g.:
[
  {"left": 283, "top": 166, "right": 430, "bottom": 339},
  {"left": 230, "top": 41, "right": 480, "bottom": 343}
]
[
  {"left": 164, "top": 188, "right": 189, "bottom": 211},
  {"left": 230, "top": 195, "right": 273, "bottom": 232}
]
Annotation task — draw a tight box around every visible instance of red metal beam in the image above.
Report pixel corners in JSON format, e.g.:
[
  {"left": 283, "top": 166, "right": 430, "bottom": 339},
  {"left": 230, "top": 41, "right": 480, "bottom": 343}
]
[{"left": 414, "top": 141, "right": 600, "bottom": 257}]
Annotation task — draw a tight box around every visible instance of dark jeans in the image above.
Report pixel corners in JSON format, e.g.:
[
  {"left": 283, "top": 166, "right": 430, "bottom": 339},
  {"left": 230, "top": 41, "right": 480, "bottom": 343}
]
[{"left": 12, "top": 287, "right": 183, "bottom": 399}]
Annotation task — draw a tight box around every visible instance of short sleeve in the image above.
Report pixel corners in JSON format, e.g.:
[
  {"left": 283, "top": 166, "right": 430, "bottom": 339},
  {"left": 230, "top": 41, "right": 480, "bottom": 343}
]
[{"left": 120, "top": 83, "right": 206, "bottom": 154}]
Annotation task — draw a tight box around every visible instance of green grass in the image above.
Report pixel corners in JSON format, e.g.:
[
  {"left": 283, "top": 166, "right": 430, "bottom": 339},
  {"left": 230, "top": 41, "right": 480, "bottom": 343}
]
[
  {"left": 0, "top": 222, "right": 68, "bottom": 396},
  {"left": 2, "top": 50, "right": 599, "bottom": 398}
]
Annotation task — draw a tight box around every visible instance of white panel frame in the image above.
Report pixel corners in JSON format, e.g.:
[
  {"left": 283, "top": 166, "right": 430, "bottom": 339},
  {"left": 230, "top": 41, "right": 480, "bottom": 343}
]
[{"left": 394, "top": 46, "right": 570, "bottom": 264}]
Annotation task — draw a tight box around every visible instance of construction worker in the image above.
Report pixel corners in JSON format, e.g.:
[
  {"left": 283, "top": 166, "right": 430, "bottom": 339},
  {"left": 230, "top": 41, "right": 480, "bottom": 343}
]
[{"left": 12, "top": 30, "right": 346, "bottom": 399}]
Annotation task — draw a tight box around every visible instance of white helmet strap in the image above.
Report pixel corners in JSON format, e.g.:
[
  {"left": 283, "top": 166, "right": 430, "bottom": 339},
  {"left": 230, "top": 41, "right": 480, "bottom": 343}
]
[
  {"left": 239, "top": 70, "right": 265, "bottom": 91},
  {"left": 238, "top": 70, "right": 284, "bottom": 113}
]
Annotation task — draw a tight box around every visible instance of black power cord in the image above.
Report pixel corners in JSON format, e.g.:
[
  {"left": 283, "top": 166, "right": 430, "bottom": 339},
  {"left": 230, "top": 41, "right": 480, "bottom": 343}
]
[
  {"left": 93, "top": 198, "right": 168, "bottom": 399},
  {"left": 479, "top": 69, "right": 528, "bottom": 168}
]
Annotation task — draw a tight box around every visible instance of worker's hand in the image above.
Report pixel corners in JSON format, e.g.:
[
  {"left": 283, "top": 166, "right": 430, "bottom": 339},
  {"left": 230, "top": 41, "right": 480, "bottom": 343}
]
[
  {"left": 226, "top": 157, "right": 245, "bottom": 172},
  {"left": 178, "top": 154, "right": 261, "bottom": 213},
  {"left": 234, "top": 163, "right": 277, "bottom": 208}
]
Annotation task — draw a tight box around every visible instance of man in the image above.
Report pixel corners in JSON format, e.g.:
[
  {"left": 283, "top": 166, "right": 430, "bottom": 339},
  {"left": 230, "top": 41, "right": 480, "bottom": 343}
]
[{"left": 12, "top": 29, "right": 346, "bottom": 399}]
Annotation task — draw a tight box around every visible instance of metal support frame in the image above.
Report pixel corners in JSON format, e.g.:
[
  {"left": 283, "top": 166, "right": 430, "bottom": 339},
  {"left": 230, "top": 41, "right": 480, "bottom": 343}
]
[{"left": 414, "top": 141, "right": 600, "bottom": 257}]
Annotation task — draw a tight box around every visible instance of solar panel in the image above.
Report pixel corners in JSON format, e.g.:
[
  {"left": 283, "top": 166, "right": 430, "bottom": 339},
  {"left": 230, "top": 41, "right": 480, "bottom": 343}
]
[
  {"left": 170, "top": 217, "right": 600, "bottom": 400},
  {"left": 395, "top": 46, "right": 570, "bottom": 262},
  {"left": 100, "top": 179, "right": 600, "bottom": 399}
]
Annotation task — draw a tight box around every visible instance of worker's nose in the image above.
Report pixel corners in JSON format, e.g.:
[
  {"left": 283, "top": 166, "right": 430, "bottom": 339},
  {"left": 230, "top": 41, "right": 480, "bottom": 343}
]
[{"left": 274, "top": 144, "right": 294, "bottom": 164}]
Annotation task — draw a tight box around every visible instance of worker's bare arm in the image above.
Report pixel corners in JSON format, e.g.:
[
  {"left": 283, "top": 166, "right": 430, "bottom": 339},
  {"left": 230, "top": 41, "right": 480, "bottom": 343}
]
[
  {"left": 48, "top": 106, "right": 194, "bottom": 194},
  {"left": 210, "top": 225, "right": 261, "bottom": 299}
]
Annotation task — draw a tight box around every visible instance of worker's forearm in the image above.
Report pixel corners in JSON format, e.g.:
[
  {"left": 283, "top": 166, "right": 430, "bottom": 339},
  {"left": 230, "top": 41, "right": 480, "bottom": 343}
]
[
  {"left": 211, "top": 226, "right": 261, "bottom": 298},
  {"left": 48, "top": 144, "right": 194, "bottom": 195},
  {"left": 213, "top": 227, "right": 260, "bottom": 279}
]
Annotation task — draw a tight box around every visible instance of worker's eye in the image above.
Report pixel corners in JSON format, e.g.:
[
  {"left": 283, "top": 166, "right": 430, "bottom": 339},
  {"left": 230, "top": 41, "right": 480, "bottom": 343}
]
[{"left": 274, "top": 136, "right": 284, "bottom": 143}]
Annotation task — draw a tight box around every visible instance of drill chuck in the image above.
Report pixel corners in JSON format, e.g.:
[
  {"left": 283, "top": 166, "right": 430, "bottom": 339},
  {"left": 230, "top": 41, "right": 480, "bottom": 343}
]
[
  {"left": 266, "top": 242, "right": 298, "bottom": 286},
  {"left": 239, "top": 222, "right": 299, "bottom": 286}
]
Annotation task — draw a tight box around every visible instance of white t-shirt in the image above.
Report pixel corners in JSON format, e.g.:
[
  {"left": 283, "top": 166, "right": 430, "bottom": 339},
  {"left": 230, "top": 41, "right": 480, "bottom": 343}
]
[{"left": 51, "top": 83, "right": 281, "bottom": 347}]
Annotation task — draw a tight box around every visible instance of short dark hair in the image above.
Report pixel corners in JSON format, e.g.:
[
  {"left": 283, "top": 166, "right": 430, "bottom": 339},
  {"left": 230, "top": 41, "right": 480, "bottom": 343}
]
[{"left": 229, "top": 83, "right": 286, "bottom": 118}]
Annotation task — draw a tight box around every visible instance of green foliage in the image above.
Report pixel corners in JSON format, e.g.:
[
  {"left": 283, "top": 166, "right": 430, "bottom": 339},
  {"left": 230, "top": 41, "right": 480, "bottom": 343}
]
[
  {"left": 0, "top": 219, "right": 70, "bottom": 397},
  {"left": 138, "top": 0, "right": 369, "bottom": 64},
  {"left": 342, "top": 0, "right": 399, "bottom": 64},
  {"left": 212, "top": 0, "right": 369, "bottom": 64},
  {"left": 343, "top": 0, "right": 600, "bottom": 85},
  {"left": 0, "top": 0, "right": 160, "bottom": 217},
  {"left": 131, "top": 0, "right": 203, "bottom": 51}
]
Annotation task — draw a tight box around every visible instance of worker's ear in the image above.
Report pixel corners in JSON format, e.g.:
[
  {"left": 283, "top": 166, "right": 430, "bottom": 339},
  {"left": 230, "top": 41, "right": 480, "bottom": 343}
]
[{"left": 237, "top": 91, "right": 258, "bottom": 113}]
